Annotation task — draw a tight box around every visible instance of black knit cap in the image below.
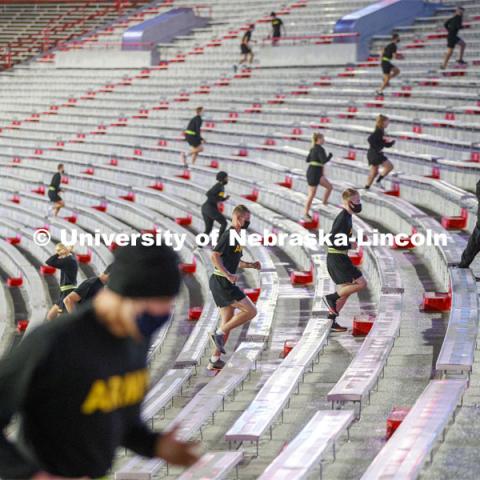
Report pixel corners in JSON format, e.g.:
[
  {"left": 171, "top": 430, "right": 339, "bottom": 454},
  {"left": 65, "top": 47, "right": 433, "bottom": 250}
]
[
  {"left": 216, "top": 171, "right": 228, "bottom": 182},
  {"left": 107, "top": 244, "right": 181, "bottom": 298}
]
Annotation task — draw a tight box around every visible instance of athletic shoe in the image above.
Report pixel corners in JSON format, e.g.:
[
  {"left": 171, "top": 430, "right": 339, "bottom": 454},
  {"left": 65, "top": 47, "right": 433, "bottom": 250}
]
[
  {"left": 376, "top": 180, "right": 385, "bottom": 190},
  {"left": 439, "top": 65, "right": 446, "bottom": 70},
  {"left": 375, "top": 90, "right": 384, "bottom": 96},
  {"left": 322, "top": 294, "right": 338, "bottom": 316},
  {"left": 330, "top": 321, "right": 347, "bottom": 333},
  {"left": 207, "top": 359, "right": 226, "bottom": 370},
  {"left": 303, "top": 214, "right": 312, "bottom": 221},
  {"left": 210, "top": 332, "right": 226, "bottom": 354},
  {"left": 457, "top": 59, "right": 467, "bottom": 65}
]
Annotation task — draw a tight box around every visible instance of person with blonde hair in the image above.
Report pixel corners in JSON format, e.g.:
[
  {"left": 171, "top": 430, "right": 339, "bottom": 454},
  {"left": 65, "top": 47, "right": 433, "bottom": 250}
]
[
  {"left": 365, "top": 115, "right": 395, "bottom": 190},
  {"left": 45, "top": 243, "right": 78, "bottom": 321},
  {"left": 323, "top": 188, "right": 367, "bottom": 332},
  {"left": 303, "top": 132, "right": 333, "bottom": 219}
]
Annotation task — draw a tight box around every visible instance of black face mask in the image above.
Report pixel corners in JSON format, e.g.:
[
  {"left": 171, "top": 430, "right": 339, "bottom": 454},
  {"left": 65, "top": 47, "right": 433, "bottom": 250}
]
[
  {"left": 222, "top": 180, "right": 228, "bottom": 185},
  {"left": 242, "top": 220, "right": 250, "bottom": 230},
  {"left": 350, "top": 202, "right": 362, "bottom": 214},
  {"left": 136, "top": 312, "right": 171, "bottom": 340}
]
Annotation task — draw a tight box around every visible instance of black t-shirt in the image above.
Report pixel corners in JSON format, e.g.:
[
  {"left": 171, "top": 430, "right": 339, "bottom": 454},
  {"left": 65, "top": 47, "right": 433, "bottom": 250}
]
[
  {"left": 0, "top": 304, "right": 157, "bottom": 479},
  {"left": 185, "top": 115, "right": 202, "bottom": 137},
  {"left": 74, "top": 276, "right": 104, "bottom": 303},
  {"left": 330, "top": 209, "right": 353, "bottom": 251},
  {"left": 383, "top": 42, "right": 397, "bottom": 61},
  {"left": 204, "top": 182, "right": 226, "bottom": 206},
  {"left": 445, "top": 15, "right": 462, "bottom": 36},
  {"left": 272, "top": 18, "right": 283, "bottom": 37},
  {"left": 45, "top": 254, "right": 78, "bottom": 289},
  {"left": 368, "top": 128, "right": 394, "bottom": 152},
  {"left": 50, "top": 172, "right": 61, "bottom": 193},
  {"left": 213, "top": 227, "right": 243, "bottom": 274},
  {"left": 242, "top": 31, "right": 252, "bottom": 44},
  {"left": 306, "top": 144, "right": 331, "bottom": 166}
]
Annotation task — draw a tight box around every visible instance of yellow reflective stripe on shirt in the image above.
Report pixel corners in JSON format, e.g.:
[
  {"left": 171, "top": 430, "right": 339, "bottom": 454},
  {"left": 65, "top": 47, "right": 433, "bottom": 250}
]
[
  {"left": 184, "top": 130, "right": 196, "bottom": 135},
  {"left": 48, "top": 186, "right": 56, "bottom": 191},
  {"left": 327, "top": 247, "right": 348, "bottom": 254},
  {"left": 60, "top": 284, "right": 76, "bottom": 292},
  {"left": 213, "top": 268, "right": 227, "bottom": 277},
  {"left": 382, "top": 57, "right": 392, "bottom": 62},
  {"left": 309, "top": 161, "right": 323, "bottom": 167}
]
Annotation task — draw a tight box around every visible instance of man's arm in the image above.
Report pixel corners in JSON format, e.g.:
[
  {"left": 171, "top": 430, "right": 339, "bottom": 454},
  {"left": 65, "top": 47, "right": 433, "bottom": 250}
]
[
  {"left": 211, "top": 252, "right": 236, "bottom": 283},
  {"left": 239, "top": 260, "right": 261, "bottom": 270}
]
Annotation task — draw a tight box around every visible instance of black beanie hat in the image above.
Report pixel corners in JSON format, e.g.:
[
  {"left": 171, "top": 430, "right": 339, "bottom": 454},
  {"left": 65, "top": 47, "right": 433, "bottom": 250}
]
[
  {"left": 216, "top": 171, "right": 228, "bottom": 182},
  {"left": 107, "top": 244, "right": 181, "bottom": 298}
]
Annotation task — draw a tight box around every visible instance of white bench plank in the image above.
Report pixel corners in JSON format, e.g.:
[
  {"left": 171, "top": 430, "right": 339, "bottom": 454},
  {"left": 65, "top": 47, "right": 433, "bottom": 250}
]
[{"left": 177, "top": 451, "right": 243, "bottom": 480}]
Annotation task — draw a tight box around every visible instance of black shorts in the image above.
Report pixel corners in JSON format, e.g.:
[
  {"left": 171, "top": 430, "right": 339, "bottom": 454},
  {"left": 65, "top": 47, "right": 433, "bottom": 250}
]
[
  {"left": 48, "top": 190, "right": 62, "bottom": 203},
  {"left": 241, "top": 44, "right": 252, "bottom": 55},
  {"left": 55, "top": 288, "right": 74, "bottom": 309},
  {"left": 381, "top": 61, "right": 394, "bottom": 75},
  {"left": 447, "top": 34, "right": 461, "bottom": 49},
  {"left": 185, "top": 135, "right": 202, "bottom": 148},
  {"left": 367, "top": 149, "right": 387, "bottom": 166},
  {"left": 306, "top": 165, "right": 323, "bottom": 187},
  {"left": 209, "top": 274, "right": 246, "bottom": 308},
  {"left": 327, "top": 253, "right": 362, "bottom": 285}
]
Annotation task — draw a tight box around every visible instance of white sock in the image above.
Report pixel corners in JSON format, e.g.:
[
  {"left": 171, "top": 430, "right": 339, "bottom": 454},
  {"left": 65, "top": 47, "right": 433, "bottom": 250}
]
[
  {"left": 215, "top": 328, "right": 224, "bottom": 336},
  {"left": 210, "top": 355, "right": 220, "bottom": 363}
]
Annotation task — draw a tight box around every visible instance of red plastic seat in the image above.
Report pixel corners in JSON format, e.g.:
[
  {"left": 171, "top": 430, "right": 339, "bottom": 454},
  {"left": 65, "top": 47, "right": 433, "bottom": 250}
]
[
  {"left": 76, "top": 252, "right": 91, "bottom": 264},
  {"left": 188, "top": 306, "right": 203, "bottom": 321},
  {"left": 244, "top": 288, "right": 261, "bottom": 303},
  {"left": 422, "top": 292, "right": 451, "bottom": 312},
  {"left": 16, "top": 320, "right": 29, "bottom": 333},
  {"left": 175, "top": 215, "right": 192, "bottom": 226},
  {"left": 180, "top": 258, "right": 196, "bottom": 274},
  {"left": 386, "top": 407, "right": 410, "bottom": 440},
  {"left": 352, "top": 315, "right": 375, "bottom": 336},
  {"left": 441, "top": 208, "right": 467, "bottom": 230},
  {"left": 7, "top": 276, "right": 23, "bottom": 287},
  {"left": 290, "top": 270, "right": 313, "bottom": 285},
  {"left": 40, "top": 265, "right": 56, "bottom": 276}
]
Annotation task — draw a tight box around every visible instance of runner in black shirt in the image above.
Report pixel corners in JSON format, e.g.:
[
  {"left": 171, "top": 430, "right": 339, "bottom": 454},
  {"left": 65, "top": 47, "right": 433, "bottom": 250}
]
[
  {"left": 0, "top": 244, "right": 198, "bottom": 479},
  {"left": 45, "top": 243, "right": 78, "bottom": 321},
  {"left": 202, "top": 171, "right": 229, "bottom": 239},
  {"left": 458, "top": 180, "right": 480, "bottom": 269},
  {"left": 441, "top": 6, "right": 466, "bottom": 69},
  {"left": 181, "top": 106, "right": 205, "bottom": 166},
  {"left": 304, "top": 132, "right": 333, "bottom": 219},
  {"left": 271, "top": 12, "right": 285, "bottom": 45},
  {"left": 323, "top": 188, "right": 367, "bottom": 332},
  {"left": 240, "top": 24, "right": 255, "bottom": 64},
  {"left": 376, "top": 33, "right": 400, "bottom": 95},
  {"left": 48, "top": 163, "right": 65, "bottom": 217},
  {"left": 63, "top": 265, "right": 112, "bottom": 313},
  {"left": 208, "top": 205, "right": 261, "bottom": 369},
  {"left": 365, "top": 114, "right": 395, "bottom": 190}
]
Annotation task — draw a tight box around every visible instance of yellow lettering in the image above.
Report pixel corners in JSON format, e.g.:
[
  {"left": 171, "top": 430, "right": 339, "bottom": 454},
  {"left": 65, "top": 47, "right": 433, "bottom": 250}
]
[{"left": 81, "top": 369, "right": 149, "bottom": 415}]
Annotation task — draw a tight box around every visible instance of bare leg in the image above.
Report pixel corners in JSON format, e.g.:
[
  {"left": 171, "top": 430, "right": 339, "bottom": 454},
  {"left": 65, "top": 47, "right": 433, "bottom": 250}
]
[
  {"left": 365, "top": 165, "right": 379, "bottom": 188},
  {"left": 335, "top": 277, "right": 367, "bottom": 314},
  {"left": 239, "top": 54, "right": 247, "bottom": 64},
  {"left": 53, "top": 200, "right": 64, "bottom": 216},
  {"left": 390, "top": 66, "right": 400, "bottom": 80},
  {"left": 457, "top": 40, "right": 466, "bottom": 61},
  {"left": 320, "top": 176, "right": 332, "bottom": 205},
  {"left": 304, "top": 186, "right": 317, "bottom": 216},
  {"left": 190, "top": 146, "right": 203, "bottom": 165},
  {"left": 248, "top": 52, "right": 254, "bottom": 64},
  {"left": 221, "top": 297, "right": 257, "bottom": 333},
  {"left": 380, "top": 159, "right": 394, "bottom": 178},
  {"left": 212, "top": 305, "right": 234, "bottom": 357},
  {"left": 442, "top": 48, "right": 453, "bottom": 69},
  {"left": 378, "top": 73, "right": 390, "bottom": 93}
]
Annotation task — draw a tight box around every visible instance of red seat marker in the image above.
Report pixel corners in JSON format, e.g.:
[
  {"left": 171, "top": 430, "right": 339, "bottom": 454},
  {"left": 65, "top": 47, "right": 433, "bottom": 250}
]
[{"left": 386, "top": 407, "right": 410, "bottom": 440}]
